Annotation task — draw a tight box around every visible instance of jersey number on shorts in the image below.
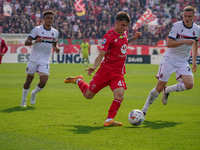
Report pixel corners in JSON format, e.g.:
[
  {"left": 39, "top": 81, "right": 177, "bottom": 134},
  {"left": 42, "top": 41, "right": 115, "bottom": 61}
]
[{"left": 187, "top": 67, "right": 191, "bottom": 72}]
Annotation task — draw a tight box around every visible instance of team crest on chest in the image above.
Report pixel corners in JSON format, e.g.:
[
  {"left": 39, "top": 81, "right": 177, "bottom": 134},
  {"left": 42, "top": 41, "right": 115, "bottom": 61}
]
[
  {"left": 193, "top": 31, "right": 195, "bottom": 36},
  {"left": 121, "top": 44, "right": 127, "bottom": 54}
]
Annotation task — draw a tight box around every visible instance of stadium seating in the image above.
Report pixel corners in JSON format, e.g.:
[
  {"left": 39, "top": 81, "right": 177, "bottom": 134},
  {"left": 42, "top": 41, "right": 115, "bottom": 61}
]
[{"left": 1, "top": 0, "right": 200, "bottom": 45}]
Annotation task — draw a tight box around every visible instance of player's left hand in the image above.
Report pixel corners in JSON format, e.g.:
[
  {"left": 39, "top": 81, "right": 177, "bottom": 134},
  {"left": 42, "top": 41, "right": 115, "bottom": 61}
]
[
  {"left": 85, "top": 67, "right": 95, "bottom": 76},
  {"left": 133, "top": 32, "right": 142, "bottom": 39},
  {"left": 192, "top": 62, "right": 197, "bottom": 73}
]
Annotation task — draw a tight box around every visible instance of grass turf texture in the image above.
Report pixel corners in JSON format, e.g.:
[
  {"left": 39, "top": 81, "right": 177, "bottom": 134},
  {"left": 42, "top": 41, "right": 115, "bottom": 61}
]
[{"left": 0, "top": 63, "right": 200, "bottom": 150}]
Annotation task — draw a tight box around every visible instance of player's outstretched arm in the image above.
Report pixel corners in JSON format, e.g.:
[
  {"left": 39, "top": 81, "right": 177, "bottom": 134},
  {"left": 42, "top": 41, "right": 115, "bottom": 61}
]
[
  {"left": 128, "top": 32, "right": 142, "bottom": 44},
  {"left": 167, "top": 38, "right": 194, "bottom": 48}
]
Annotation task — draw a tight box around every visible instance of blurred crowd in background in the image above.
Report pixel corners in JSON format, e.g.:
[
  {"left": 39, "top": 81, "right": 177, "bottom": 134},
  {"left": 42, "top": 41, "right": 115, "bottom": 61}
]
[{"left": 0, "top": 0, "right": 200, "bottom": 45}]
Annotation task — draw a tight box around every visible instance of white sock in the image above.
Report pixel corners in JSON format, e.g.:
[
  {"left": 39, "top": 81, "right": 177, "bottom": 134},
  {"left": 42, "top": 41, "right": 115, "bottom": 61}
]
[
  {"left": 142, "top": 87, "right": 159, "bottom": 113},
  {"left": 105, "top": 118, "right": 113, "bottom": 122},
  {"left": 76, "top": 79, "right": 82, "bottom": 84},
  {"left": 22, "top": 88, "right": 30, "bottom": 101},
  {"left": 166, "top": 82, "right": 186, "bottom": 93},
  {"left": 32, "top": 85, "right": 42, "bottom": 94}
]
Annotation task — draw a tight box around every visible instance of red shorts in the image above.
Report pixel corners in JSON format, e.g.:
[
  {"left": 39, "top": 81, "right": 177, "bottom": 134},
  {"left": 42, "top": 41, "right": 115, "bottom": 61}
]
[{"left": 89, "top": 67, "right": 127, "bottom": 93}]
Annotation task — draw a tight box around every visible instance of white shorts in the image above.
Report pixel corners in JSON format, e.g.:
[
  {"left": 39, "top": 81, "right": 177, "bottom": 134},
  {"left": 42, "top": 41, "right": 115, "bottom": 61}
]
[
  {"left": 156, "top": 58, "right": 193, "bottom": 82},
  {"left": 26, "top": 61, "right": 50, "bottom": 75}
]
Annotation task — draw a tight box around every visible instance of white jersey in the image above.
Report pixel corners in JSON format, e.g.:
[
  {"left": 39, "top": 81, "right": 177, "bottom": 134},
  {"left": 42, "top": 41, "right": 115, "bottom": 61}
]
[
  {"left": 164, "top": 21, "right": 200, "bottom": 66},
  {"left": 29, "top": 25, "right": 59, "bottom": 63}
]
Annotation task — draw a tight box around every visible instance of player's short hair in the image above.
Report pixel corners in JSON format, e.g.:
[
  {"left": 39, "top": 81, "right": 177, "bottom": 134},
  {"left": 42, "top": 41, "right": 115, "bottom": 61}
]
[
  {"left": 43, "top": 10, "right": 55, "bottom": 17},
  {"left": 183, "top": 6, "right": 196, "bottom": 14},
  {"left": 116, "top": 12, "right": 131, "bottom": 23}
]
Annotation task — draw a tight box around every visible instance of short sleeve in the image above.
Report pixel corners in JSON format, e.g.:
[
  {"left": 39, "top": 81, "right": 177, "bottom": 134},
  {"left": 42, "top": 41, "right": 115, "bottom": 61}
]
[
  {"left": 100, "top": 34, "right": 112, "bottom": 52},
  {"left": 168, "top": 23, "right": 178, "bottom": 40},
  {"left": 29, "top": 27, "right": 37, "bottom": 39}
]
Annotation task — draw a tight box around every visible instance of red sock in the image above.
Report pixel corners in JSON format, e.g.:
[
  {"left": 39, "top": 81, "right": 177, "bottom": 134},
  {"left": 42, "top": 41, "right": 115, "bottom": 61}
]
[
  {"left": 78, "top": 80, "right": 89, "bottom": 96},
  {"left": 107, "top": 99, "right": 122, "bottom": 119}
]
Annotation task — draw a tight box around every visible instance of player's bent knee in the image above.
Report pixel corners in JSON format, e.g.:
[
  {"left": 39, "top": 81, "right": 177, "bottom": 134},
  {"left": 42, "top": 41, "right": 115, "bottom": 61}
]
[
  {"left": 85, "top": 93, "right": 95, "bottom": 99},
  {"left": 84, "top": 95, "right": 94, "bottom": 99},
  {"left": 113, "top": 89, "right": 124, "bottom": 101},
  {"left": 185, "top": 83, "right": 193, "bottom": 90},
  {"left": 84, "top": 92, "right": 95, "bottom": 99}
]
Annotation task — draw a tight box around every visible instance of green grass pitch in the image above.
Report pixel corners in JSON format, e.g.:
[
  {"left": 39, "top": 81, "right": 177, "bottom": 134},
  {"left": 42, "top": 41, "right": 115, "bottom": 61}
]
[{"left": 0, "top": 63, "right": 200, "bottom": 150}]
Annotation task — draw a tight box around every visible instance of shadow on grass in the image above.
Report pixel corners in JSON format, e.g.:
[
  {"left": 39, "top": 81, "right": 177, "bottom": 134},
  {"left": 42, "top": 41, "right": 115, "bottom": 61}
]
[
  {"left": 65, "top": 125, "right": 107, "bottom": 134},
  {"left": 0, "top": 106, "right": 35, "bottom": 113},
  {"left": 142, "top": 120, "right": 181, "bottom": 129},
  {"left": 125, "top": 120, "right": 180, "bottom": 129}
]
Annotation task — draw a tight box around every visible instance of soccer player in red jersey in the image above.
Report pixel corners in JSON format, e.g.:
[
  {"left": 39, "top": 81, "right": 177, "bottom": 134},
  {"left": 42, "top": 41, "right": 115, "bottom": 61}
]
[
  {"left": 64, "top": 12, "right": 142, "bottom": 126},
  {"left": 0, "top": 30, "right": 8, "bottom": 65}
]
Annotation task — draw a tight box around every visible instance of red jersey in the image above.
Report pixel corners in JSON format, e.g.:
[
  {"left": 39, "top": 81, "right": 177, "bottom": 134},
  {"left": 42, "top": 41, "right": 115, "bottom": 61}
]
[
  {"left": 100, "top": 28, "right": 128, "bottom": 74},
  {"left": 0, "top": 37, "right": 8, "bottom": 54}
]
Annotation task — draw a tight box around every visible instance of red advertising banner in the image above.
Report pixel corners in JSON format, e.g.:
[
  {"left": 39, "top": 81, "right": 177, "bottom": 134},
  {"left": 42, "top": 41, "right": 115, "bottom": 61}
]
[{"left": 6, "top": 44, "right": 200, "bottom": 56}]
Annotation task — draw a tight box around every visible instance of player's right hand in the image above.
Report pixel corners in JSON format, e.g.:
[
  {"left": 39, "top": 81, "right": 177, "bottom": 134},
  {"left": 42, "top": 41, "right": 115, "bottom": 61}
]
[
  {"left": 35, "top": 37, "right": 43, "bottom": 43},
  {"left": 185, "top": 39, "right": 195, "bottom": 46},
  {"left": 85, "top": 67, "right": 95, "bottom": 76},
  {"left": 192, "top": 61, "right": 197, "bottom": 73}
]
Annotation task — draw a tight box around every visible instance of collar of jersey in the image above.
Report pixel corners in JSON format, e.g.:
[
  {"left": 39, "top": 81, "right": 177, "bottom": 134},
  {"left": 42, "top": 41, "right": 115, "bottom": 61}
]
[
  {"left": 182, "top": 21, "right": 193, "bottom": 29},
  {"left": 43, "top": 25, "right": 51, "bottom": 31}
]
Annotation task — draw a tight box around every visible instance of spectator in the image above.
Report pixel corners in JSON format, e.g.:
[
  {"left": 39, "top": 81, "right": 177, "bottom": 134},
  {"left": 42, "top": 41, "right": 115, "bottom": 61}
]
[{"left": 72, "top": 22, "right": 79, "bottom": 32}]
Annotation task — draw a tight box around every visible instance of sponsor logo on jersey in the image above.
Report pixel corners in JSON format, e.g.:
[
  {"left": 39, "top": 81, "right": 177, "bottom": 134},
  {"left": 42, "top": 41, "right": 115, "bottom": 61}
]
[{"left": 119, "top": 35, "right": 125, "bottom": 39}]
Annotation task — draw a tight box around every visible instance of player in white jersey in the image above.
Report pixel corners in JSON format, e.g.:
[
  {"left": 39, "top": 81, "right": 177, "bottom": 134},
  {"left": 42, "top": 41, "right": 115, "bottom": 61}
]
[
  {"left": 142, "top": 6, "right": 200, "bottom": 117},
  {"left": 20, "top": 10, "right": 60, "bottom": 107}
]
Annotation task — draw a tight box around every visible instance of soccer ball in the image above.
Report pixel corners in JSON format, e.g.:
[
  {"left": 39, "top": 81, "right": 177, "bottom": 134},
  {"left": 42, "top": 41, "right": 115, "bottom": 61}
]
[{"left": 128, "top": 109, "right": 145, "bottom": 126}]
